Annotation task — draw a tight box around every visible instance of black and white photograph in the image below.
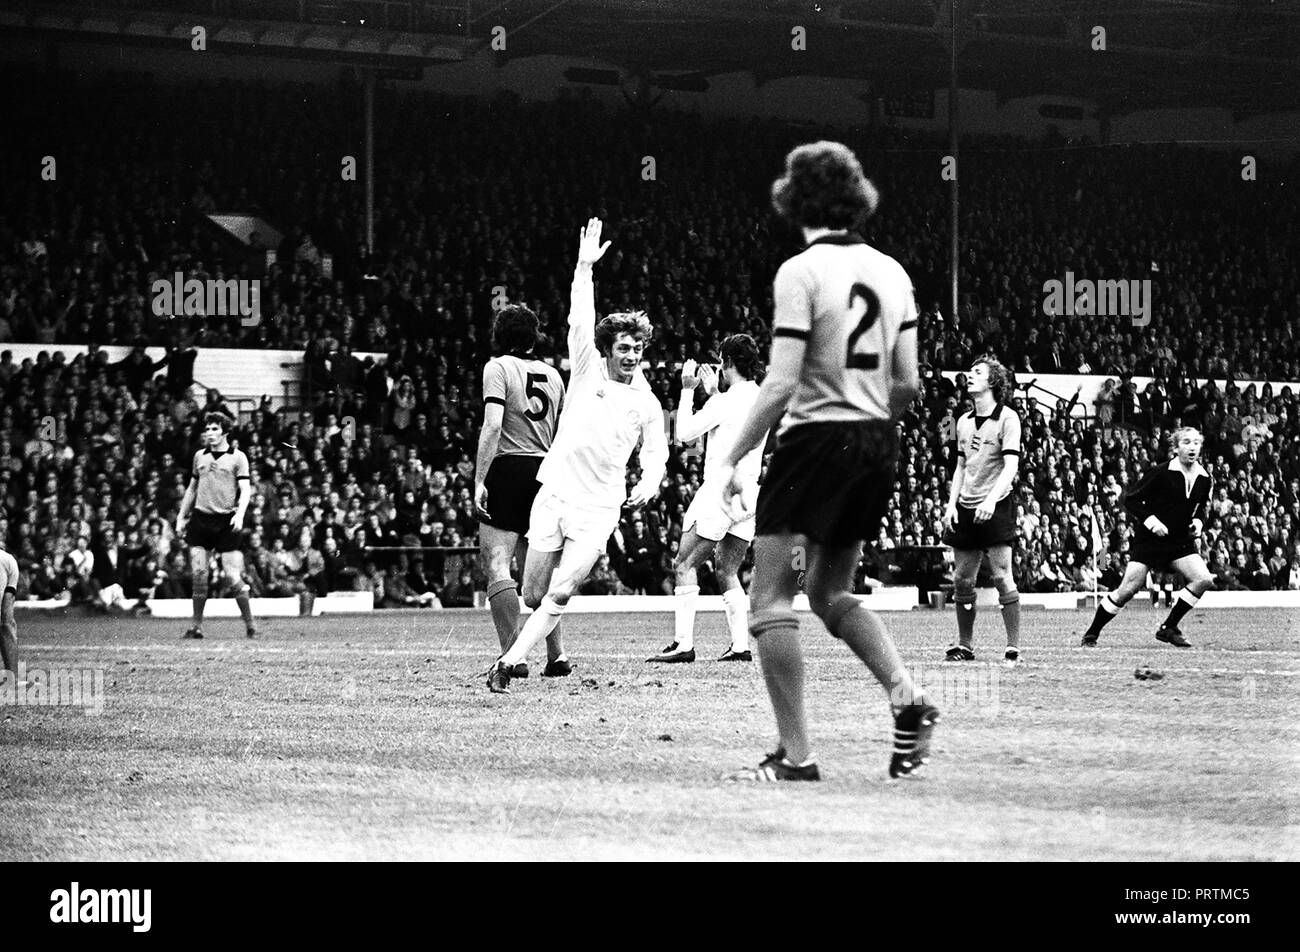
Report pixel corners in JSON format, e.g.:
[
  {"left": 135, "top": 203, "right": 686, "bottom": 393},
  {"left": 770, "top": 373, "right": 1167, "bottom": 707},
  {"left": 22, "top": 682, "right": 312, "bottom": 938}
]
[{"left": 0, "top": 0, "right": 1296, "bottom": 889}]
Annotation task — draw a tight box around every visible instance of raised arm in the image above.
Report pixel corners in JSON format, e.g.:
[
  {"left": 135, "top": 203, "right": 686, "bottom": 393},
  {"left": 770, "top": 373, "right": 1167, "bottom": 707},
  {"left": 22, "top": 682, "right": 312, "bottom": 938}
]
[
  {"left": 568, "top": 218, "right": 611, "bottom": 382},
  {"left": 675, "top": 362, "right": 731, "bottom": 443}
]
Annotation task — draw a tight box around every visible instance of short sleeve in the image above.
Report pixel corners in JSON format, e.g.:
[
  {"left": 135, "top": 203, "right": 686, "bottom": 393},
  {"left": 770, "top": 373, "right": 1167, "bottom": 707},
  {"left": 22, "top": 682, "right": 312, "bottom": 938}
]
[
  {"left": 235, "top": 451, "right": 251, "bottom": 479},
  {"left": 772, "top": 259, "right": 813, "bottom": 341},
  {"left": 482, "top": 358, "right": 507, "bottom": 407},
  {"left": 1000, "top": 411, "right": 1023, "bottom": 456}
]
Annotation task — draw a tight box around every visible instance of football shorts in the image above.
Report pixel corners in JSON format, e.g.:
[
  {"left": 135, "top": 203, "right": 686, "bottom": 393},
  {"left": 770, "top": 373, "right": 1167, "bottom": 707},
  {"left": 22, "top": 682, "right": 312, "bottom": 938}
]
[
  {"left": 943, "top": 495, "right": 1018, "bottom": 551},
  {"left": 479, "top": 454, "right": 544, "bottom": 535},
  {"left": 756, "top": 420, "right": 897, "bottom": 546},
  {"left": 526, "top": 489, "right": 621, "bottom": 554},
  {"left": 683, "top": 479, "right": 756, "bottom": 543},
  {"left": 187, "top": 509, "right": 243, "bottom": 553},
  {"left": 1129, "top": 533, "right": 1199, "bottom": 572}
]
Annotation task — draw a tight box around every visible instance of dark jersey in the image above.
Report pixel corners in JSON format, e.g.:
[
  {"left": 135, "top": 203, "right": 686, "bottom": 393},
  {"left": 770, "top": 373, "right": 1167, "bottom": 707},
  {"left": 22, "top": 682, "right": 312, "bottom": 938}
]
[{"left": 1124, "top": 460, "right": 1212, "bottom": 545}]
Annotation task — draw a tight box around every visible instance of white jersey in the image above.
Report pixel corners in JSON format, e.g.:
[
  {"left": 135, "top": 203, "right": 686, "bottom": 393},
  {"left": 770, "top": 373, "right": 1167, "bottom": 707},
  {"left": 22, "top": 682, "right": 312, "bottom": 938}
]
[
  {"left": 536, "top": 268, "right": 668, "bottom": 509},
  {"left": 676, "top": 379, "right": 763, "bottom": 493},
  {"left": 0, "top": 548, "right": 17, "bottom": 596}
]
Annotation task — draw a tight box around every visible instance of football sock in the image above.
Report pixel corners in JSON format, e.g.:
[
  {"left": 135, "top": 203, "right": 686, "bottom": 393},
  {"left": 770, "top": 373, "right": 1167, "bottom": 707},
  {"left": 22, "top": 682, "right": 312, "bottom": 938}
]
[
  {"left": 234, "top": 593, "right": 253, "bottom": 627},
  {"left": 673, "top": 584, "right": 700, "bottom": 651},
  {"left": 999, "top": 590, "right": 1021, "bottom": 648},
  {"left": 1163, "top": 588, "right": 1199, "bottom": 628},
  {"left": 545, "top": 623, "right": 565, "bottom": 664},
  {"left": 1086, "top": 595, "right": 1122, "bottom": 636},
  {"left": 824, "top": 594, "right": 922, "bottom": 713},
  {"left": 487, "top": 578, "right": 521, "bottom": 653},
  {"left": 500, "top": 596, "right": 565, "bottom": 667},
  {"left": 954, "top": 583, "right": 976, "bottom": 646},
  {"left": 750, "top": 610, "right": 810, "bottom": 765},
  {"left": 1, "top": 620, "right": 16, "bottom": 675},
  {"left": 722, "top": 586, "right": 749, "bottom": 651}
]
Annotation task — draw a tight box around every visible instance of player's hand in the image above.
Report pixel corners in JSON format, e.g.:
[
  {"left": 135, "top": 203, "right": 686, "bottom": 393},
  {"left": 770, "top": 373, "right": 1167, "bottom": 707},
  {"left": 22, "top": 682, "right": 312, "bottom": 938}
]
[
  {"left": 475, "top": 482, "right": 491, "bottom": 519},
  {"left": 973, "top": 500, "right": 995, "bottom": 524},
  {"left": 681, "top": 359, "right": 700, "bottom": 389},
  {"left": 230, "top": 512, "right": 243, "bottom": 529},
  {"left": 1144, "top": 515, "right": 1169, "bottom": 537},
  {"left": 718, "top": 464, "right": 747, "bottom": 516},
  {"left": 943, "top": 503, "right": 958, "bottom": 531},
  {"left": 698, "top": 364, "right": 719, "bottom": 395},
  {"left": 176, "top": 517, "right": 188, "bottom": 536},
  {"left": 576, "top": 217, "right": 611, "bottom": 267},
  {"left": 1190, "top": 517, "right": 1203, "bottom": 539},
  {"left": 625, "top": 482, "right": 654, "bottom": 508}
]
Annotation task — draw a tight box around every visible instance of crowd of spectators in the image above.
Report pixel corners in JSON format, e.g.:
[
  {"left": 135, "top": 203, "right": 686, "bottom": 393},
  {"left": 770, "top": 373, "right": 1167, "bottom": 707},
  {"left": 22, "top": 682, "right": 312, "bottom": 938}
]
[{"left": 2, "top": 70, "right": 1299, "bottom": 602}]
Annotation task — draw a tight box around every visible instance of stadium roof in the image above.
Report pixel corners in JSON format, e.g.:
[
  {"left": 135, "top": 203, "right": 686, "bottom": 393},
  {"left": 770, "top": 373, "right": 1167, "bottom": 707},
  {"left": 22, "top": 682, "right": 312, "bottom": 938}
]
[{"left": 3, "top": 0, "right": 1298, "bottom": 117}]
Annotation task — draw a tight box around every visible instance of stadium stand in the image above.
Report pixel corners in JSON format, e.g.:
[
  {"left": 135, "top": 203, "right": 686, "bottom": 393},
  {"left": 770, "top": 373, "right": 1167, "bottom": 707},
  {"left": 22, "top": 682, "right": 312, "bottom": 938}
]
[{"left": 2, "top": 71, "right": 1299, "bottom": 603}]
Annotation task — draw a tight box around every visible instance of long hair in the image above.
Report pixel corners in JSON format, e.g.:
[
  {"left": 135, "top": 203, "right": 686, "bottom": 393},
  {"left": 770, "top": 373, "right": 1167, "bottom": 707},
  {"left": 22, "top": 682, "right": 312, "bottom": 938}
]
[
  {"left": 719, "top": 333, "right": 764, "bottom": 382},
  {"left": 490, "top": 303, "right": 540, "bottom": 356},
  {"left": 972, "top": 354, "right": 1012, "bottom": 403},
  {"left": 770, "top": 140, "right": 880, "bottom": 230},
  {"left": 594, "top": 311, "right": 653, "bottom": 356}
]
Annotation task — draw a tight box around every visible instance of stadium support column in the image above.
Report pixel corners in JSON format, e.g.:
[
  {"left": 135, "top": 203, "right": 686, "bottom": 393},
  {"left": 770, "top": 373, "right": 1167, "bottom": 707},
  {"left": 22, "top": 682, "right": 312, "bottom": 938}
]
[
  {"left": 948, "top": 0, "right": 959, "bottom": 328},
  {"left": 365, "top": 69, "right": 375, "bottom": 256}
]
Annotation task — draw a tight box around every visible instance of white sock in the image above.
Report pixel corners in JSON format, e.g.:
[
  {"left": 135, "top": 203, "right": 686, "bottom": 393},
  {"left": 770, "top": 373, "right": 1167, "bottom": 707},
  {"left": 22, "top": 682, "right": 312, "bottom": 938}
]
[
  {"left": 673, "top": 584, "right": 699, "bottom": 650},
  {"left": 722, "top": 587, "right": 748, "bottom": 651},
  {"left": 501, "top": 596, "right": 565, "bottom": 666}
]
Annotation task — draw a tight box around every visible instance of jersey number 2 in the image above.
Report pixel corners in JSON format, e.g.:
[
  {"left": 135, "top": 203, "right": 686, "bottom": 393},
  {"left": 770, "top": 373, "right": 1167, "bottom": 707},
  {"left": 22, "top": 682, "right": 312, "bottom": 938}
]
[
  {"left": 524, "top": 373, "right": 551, "bottom": 421},
  {"left": 845, "top": 283, "right": 880, "bottom": 370}
]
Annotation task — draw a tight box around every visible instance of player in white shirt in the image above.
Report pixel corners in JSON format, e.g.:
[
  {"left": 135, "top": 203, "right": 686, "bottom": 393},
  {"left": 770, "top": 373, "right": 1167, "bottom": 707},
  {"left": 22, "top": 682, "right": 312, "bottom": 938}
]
[
  {"left": 648, "top": 334, "right": 764, "bottom": 663},
  {"left": 488, "top": 218, "right": 668, "bottom": 693},
  {"left": 1, "top": 546, "right": 18, "bottom": 683}
]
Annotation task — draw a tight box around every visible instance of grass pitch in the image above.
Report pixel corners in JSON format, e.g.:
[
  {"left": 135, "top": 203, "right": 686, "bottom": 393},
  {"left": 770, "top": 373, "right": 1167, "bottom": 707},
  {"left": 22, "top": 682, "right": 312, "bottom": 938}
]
[{"left": 2, "top": 604, "right": 1297, "bottom": 861}]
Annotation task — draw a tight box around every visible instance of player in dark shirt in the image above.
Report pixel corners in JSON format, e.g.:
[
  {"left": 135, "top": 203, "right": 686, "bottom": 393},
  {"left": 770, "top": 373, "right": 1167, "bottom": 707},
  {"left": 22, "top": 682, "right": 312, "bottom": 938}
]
[{"left": 1081, "top": 427, "right": 1215, "bottom": 647}]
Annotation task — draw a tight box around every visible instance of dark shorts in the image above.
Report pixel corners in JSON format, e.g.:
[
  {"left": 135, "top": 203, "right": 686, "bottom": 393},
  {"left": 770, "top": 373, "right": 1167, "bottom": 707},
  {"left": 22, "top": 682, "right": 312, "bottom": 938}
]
[
  {"left": 480, "top": 455, "right": 544, "bottom": 536},
  {"left": 755, "top": 421, "right": 897, "bottom": 547},
  {"left": 1130, "top": 534, "right": 1199, "bottom": 572},
  {"left": 187, "top": 510, "right": 242, "bottom": 553},
  {"left": 943, "top": 495, "right": 1017, "bottom": 551}
]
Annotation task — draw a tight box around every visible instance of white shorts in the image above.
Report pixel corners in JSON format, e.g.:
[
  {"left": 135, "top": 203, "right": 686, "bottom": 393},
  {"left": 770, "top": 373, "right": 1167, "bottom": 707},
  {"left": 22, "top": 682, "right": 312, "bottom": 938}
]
[
  {"left": 97, "top": 583, "right": 126, "bottom": 608},
  {"left": 683, "top": 481, "right": 756, "bottom": 543},
  {"left": 526, "top": 490, "right": 621, "bottom": 555}
]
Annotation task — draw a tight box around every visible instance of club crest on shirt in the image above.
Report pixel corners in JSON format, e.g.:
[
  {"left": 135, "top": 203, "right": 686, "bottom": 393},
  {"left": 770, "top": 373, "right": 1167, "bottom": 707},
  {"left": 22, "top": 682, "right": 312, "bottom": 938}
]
[{"left": 969, "top": 434, "right": 983, "bottom": 453}]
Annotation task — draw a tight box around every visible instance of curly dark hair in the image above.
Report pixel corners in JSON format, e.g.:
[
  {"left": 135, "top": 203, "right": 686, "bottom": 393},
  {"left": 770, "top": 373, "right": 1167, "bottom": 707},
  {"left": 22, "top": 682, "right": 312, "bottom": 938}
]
[
  {"left": 719, "top": 333, "right": 764, "bottom": 382},
  {"left": 972, "top": 354, "right": 1013, "bottom": 403},
  {"left": 491, "top": 303, "right": 541, "bottom": 356},
  {"left": 594, "top": 311, "right": 653, "bottom": 356},
  {"left": 770, "top": 140, "right": 880, "bottom": 230},
  {"left": 203, "top": 411, "right": 233, "bottom": 433}
]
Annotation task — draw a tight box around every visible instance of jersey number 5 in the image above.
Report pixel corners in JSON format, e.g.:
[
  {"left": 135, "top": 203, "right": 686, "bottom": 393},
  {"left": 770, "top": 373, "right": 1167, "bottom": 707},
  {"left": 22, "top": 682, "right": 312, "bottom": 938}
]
[
  {"left": 845, "top": 282, "right": 880, "bottom": 370},
  {"left": 524, "top": 373, "right": 551, "bottom": 421}
]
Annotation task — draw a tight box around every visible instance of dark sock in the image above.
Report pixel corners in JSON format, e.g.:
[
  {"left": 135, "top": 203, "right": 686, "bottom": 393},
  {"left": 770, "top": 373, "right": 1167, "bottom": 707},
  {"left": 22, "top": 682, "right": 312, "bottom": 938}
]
[
  {"left": 955, "top": 594, "right": 976, "bottom": 646},
  {"left": 1163, "top": 589, "right": 1198, "bottom": 628},
  {"left": 1086, "top": 596, "right": 1120, "bottom": 636}
]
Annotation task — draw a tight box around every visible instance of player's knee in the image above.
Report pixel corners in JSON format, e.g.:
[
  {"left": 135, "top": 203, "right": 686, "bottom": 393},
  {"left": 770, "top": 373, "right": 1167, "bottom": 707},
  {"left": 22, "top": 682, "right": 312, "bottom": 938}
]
[
  {"left": 954, "top": 578, "right": 976, "bottom": 602},
  {"left": 991, "top": 574, "right": 1016, "bottom": 597},
  {"left": 814, "top": 592, "right": 860, "bottom": 637},
  {"left": 749, "top": 608, "right": 798, "bottom": 640},
  {"left": 522, "top": 587, "right": 544, "bottom": 609},
  {"left": 1188, "top": 573, "right": 1214, "bottom": 595}
]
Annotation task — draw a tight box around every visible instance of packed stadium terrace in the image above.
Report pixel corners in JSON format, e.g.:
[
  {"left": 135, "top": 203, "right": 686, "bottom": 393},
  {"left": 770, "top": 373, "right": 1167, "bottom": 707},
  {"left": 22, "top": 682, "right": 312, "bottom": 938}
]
[{"left": 2, "top": 72, "right": 1299, "bottom": 602}]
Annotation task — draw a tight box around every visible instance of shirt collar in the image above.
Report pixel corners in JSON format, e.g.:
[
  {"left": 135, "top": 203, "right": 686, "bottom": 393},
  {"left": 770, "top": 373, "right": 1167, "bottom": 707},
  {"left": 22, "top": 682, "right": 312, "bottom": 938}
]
[{"left": 805, "top": 232, "right": 867, "bottom": 248}]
